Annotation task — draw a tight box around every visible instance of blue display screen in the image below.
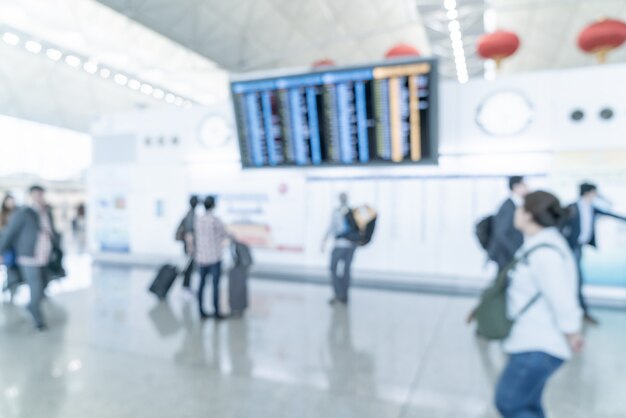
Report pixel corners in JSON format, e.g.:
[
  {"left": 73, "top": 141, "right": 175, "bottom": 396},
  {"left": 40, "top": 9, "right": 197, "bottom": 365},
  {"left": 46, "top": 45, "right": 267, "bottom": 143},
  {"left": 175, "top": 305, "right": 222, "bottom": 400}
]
[{"left": 231, "top": 58, "right": 437, "bottom": 168}]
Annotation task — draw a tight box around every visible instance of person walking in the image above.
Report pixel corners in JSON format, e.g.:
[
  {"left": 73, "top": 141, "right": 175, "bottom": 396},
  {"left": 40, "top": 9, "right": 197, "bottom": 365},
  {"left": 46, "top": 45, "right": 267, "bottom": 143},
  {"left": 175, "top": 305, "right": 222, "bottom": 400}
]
[
  {"left": 561, "top": 182, "right": 626, "bottom": 325},
  {"left": 495, "top": 191, "right": 583, "bottom": 418},
  {"left": 1, "top": 194, "right": 20, "bottom": 299},
  {"left": 177, "top": 196, "right": 199, "bottom": 294},
  {"left": 488, "top": 176, "right": 529, "bottom": 273},
  {"left": 186, "top": 196, "right": 229, "bottom": 320},
  {"left": 0, "top": 185, "right": 60, "bottom": 330},
  {"left": 321, "top": 192, "right": 357, "bottom": 305}
]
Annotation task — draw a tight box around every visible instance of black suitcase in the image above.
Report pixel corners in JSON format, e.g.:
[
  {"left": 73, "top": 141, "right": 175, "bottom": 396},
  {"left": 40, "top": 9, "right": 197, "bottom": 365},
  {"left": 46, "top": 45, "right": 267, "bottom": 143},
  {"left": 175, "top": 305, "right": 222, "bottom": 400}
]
[
  {"left": 228, "top": 265, "right": 249, "bottom": 315},
  {"left": 149, "top": 264, "right": 179, "bottom": 300}
]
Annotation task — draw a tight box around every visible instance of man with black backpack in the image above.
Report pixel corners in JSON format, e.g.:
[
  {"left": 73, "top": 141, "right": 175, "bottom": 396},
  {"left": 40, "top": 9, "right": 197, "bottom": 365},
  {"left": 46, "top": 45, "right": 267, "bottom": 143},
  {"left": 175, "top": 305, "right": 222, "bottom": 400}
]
[
  {"left": 487, "top": 176, "right": 529, "bottom": 272},
  {"left": 321, "top": 193, "right": 356, "bottom": 306}
]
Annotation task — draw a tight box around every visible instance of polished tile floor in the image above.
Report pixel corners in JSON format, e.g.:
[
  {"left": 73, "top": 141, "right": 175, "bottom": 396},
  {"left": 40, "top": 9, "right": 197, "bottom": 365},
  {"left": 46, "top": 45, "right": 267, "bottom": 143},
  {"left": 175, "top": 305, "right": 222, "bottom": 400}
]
[{"left": 1, "top": 258, "right": 625, "bottom": 418}]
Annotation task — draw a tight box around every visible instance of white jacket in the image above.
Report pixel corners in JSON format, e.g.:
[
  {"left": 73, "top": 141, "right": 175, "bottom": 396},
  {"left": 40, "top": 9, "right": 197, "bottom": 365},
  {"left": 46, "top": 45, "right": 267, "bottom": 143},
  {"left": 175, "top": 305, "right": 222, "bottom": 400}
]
[{"left": 503, "top": 227, "right": 583, "bottom": 360}]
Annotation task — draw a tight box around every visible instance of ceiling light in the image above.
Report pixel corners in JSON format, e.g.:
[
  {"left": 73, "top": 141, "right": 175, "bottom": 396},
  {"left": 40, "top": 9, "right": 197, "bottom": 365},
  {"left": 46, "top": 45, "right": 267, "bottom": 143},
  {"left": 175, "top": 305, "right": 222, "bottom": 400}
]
[
  {"left": 452, "top": 39, "right": 464, "bottom": 49},
  {"left": 448, "top": 20, "right": 461, "bottom": 32},
  {"left": 83, "top": 61, "right": 98, "bottom": 74},
  {"left": 114, "top": 73, "right": 128, "bottom": 85},
  {"left": 450, "top": 31, "right": 462, "bottom": 41},
  {"left": 65, "top": 55, "right": 81, "bottom": 68},
  {"left": 128, "top": 79, "right": 141, "bottom": 90},
  {"left": 447, "top": 10, "right": 458, "bottom": 20},
  {"left": 444, "top": 0, "right": 456, "bottom": 11},
  {"left": 165, "top": 93, "right": 175, "bottom": 103},
  {"left": 484, "top": 8, "right": 498, "bottom": 33},
  {"left": 46, "top": 48, "right": 62, "bottom": 61},
  {"left": 2, "top": 32, "right": 20, "bottom": 46},
  {"left": 152, "top": 89, "right": 165, "bottom": 99},
  {"left": 99, "top": 68, "right": 111, "bottom": 79},
  {"left": 25, "top": 40, "right": 42, "bottom": 54},
  {"left": 174, "top": 97, "right": 184, "bottom": 106},
  {"left": 183, "top": 100, "right": 193, "bottom": 109},
  {"left": 140, "top": 84, "right": 153, "bottom": 95}
]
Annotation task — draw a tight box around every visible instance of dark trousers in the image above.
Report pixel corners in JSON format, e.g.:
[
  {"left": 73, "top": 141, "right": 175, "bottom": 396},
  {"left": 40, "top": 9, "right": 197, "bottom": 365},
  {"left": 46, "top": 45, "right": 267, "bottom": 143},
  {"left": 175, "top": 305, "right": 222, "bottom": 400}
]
[
  {"left": 330, "top": 246, "right": 356, "bottom": 302},
  {"left": 495, "top": 352, "right": 563, "bottom": 418},
  {"left": 18, "top": 265, "right": 46, "bottom": 327},
  {"left": 182, "top": 258, "right": 195, "bottom": 289},
  {"left": 572, "top": 245, "right": 588, "bottom": 313},
  {"left": 198, "top": 262, "right": 222, "bottom": 316}
]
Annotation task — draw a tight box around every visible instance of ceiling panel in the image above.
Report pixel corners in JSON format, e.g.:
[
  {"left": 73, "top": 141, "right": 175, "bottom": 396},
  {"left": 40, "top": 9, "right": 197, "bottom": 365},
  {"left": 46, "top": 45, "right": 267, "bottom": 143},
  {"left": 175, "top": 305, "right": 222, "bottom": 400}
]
[{"left": 96, "top": 0, "right": 431, "bottom": 72}]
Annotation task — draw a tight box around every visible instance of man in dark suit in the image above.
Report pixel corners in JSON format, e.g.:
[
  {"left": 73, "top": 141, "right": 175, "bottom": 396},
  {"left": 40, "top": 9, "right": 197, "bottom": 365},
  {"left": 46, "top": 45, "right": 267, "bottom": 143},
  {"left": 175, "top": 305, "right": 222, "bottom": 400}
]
[
  {"left": 561, "top": 183, "right": 626, "bottom": 325},
  {"left": 0, "top": 185, "right": 60, "bottom": 330},
  {"left": 488, "top": 176, "right": 529, "bottom": 272}
]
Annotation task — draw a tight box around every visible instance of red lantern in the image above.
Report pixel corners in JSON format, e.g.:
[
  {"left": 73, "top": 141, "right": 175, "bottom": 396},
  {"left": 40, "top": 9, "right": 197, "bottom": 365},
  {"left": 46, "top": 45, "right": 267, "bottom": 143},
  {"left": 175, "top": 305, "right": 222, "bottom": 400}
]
[
  {"left": 578, "top": 18, "right": 626, "bottom": 63},
  {"left": 312, "top": 59, "right": 335, "bottom": 68},
  {"left": 385, "top": 43, "right": 420, "bottom": 59},
  {"left": 477, "top": 30, "right": 520, "bottom": 68}
]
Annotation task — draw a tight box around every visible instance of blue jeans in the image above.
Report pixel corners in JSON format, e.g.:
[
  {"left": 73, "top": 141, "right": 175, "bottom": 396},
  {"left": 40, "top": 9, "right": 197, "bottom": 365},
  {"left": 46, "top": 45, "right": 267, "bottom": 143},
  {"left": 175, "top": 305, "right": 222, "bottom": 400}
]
[
  {"left": 495, "top": 352, "right": 564, "bottom": 418},
  {"left": 198, "top": 262, "right": 222, "bottom": 316}
]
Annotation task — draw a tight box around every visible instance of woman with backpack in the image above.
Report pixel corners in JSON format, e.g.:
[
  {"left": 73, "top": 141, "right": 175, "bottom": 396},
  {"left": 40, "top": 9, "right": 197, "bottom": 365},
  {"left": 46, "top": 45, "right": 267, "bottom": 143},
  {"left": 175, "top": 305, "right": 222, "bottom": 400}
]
[{"left": 494, "top": 191, "right": 584, "bottom": 418}]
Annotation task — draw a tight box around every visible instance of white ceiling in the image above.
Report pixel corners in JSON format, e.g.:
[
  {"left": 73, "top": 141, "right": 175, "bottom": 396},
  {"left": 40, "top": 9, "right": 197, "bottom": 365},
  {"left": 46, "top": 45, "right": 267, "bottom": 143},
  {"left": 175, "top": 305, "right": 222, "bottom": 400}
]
[
  {"left": 491, "top": 0, "right": 626, "bottom": 75},
  {"left": 419, "top": 0, "right": 626, "bottom": 79},
  {"left": 0, "top": 0, "right": 229, "bottom": 132},
  {"left": 2, "top": 0, "right": 626, "bottom": 132},
  {"left": 95, "top": 0, "right": 432, "bottom": 72}
]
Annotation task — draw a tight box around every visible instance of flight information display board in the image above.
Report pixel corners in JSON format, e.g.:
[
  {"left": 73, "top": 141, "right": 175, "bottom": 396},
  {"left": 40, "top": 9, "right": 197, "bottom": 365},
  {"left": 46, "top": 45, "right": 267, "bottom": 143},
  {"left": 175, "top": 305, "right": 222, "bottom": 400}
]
[{"left": 231, "top": 58, "right": 438, "bottom": 168}]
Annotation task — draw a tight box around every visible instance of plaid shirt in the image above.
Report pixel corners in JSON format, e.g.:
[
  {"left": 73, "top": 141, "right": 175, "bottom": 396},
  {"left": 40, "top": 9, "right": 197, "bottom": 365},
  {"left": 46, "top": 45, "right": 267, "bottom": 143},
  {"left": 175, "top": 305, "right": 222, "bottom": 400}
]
[
  {"left": 193, "top": 213, "right": 228, "bottom": 266},
  {"left": 18, "top": 206, "right": 53, "bottom": 267}
]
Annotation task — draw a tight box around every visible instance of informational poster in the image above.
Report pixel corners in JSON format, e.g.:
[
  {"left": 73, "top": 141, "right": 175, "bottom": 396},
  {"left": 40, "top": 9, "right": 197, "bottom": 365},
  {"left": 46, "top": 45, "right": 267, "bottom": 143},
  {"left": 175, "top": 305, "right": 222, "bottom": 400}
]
[
  {"left": 194, "top": 175, "right": 306, "bottom": 253},
  {"left": 93, "top": 194, "right": 131, "bottom": 252},
  {"left": 551, "top": 151, "right": 626, "bottom": 287}
]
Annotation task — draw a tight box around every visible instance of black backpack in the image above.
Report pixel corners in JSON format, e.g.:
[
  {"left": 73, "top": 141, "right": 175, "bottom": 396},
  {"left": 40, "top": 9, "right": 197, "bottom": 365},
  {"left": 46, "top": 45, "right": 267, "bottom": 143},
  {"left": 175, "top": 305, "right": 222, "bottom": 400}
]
[
  {"left": 475, "top": 215, "right": 494, "bottom": 250},
  {"left": 338, "top": 209, "right": 377, "bottom": 246}
]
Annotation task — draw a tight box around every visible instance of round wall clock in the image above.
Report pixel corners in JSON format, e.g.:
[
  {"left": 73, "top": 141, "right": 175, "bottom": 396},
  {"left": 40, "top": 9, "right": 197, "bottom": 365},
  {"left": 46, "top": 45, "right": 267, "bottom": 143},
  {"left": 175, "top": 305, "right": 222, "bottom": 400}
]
[{"left": 476, "top": 91, "right": 533, "bottom": 137}]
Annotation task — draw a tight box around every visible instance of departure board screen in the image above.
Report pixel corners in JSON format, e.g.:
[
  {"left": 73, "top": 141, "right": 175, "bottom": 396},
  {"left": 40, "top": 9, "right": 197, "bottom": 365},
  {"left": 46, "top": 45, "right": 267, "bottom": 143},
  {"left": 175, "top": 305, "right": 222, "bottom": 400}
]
[{"left": 231, "top": 58, "right": 438, "bottom": 168}]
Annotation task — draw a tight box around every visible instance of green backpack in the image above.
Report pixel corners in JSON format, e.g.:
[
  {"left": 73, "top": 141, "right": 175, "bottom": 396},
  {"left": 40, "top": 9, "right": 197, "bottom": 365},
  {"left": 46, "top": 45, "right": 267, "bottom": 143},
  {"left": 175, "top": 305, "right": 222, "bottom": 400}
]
[{"left": 471, "top": 244, "right": 560, "bottom": 340}]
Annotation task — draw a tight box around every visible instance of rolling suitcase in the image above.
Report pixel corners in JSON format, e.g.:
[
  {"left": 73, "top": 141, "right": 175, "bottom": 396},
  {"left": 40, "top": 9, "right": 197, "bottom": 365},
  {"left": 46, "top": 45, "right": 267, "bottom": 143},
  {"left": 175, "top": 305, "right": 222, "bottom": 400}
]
[
  {"left": 228, "top": 241, "right": 252, "bottom": 315},
  {"left": 228, "top": 265, "right": 249, "bottom": 315},
  {"left": 149, "top": 264, "right": 179, "bottom": 300}
]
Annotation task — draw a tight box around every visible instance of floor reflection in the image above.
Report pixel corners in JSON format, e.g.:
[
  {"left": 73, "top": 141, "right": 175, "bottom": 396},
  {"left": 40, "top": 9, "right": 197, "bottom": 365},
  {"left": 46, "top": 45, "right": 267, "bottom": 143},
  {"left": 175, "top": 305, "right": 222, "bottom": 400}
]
[{"left": 326, "top": 306, "right": 376, "bottom": 397}]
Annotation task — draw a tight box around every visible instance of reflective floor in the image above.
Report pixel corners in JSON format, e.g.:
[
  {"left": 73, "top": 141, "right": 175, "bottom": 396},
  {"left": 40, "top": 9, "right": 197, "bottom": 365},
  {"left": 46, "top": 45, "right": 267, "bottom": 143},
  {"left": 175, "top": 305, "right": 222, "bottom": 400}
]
[{"left": 1, "top": 258, "right": 625, "bottom": 418}]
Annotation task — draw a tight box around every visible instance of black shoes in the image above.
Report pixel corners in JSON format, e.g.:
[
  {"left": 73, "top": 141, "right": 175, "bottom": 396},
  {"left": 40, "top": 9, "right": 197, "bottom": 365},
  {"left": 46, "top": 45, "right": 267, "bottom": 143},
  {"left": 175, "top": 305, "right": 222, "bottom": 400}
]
[
  {"left": 584, "top": 313, "right": 600, "bottom": 326},
  {"left": 200, "top": 312, "right": 225, "bottom": 321},
  {"left": 328, "top": 298, "right": 348, "bottom": 306}
]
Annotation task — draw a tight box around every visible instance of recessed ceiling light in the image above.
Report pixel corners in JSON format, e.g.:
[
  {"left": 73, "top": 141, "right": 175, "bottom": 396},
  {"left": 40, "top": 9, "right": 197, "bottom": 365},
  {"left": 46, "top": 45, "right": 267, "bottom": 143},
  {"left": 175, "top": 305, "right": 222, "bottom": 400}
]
[
  {"left": 174, "top": 97, "right": 184, "bottom": 106},
  {"left": 99, "top": 68, "right": 111, "bottom": 79},
  {"left": 448, "top": 20, "right": 461, "bottom": 32},
  {"left": 447, "top": 10, "right": 458, "bottom": 20},
  {"left": 165, "top": 93, "right": 175, "bottom": 103},
  {"left": 83, "top": 61, "right": 98, "bottom": 74},
  {"left": 444, "top": 0, "right": 456, "bottom": 11},
  {"left": 25, "top": 40, "right": 42, "bottom": 53},
  {"left": 114, "top": 73, "right": 128, "bottom": 85},
  {"left": 140, "top": 84, "right": 153, "bottom": 95},
  {"left": 2, "top": 32, "right": 19, "bottom": 46},
  {"left": 152, "top": 89, "right": 165, "bottom": 99},
  {"left": 128, "top": 79, "right": 141, "bottom": 90},
  {"left": 65, "top": 55, "right": 81, "bottom": 67},
  {"left": 450, "top": 31, "right": 462, "bottom": 41},
  {"left": 46, "top": 48, "right": 62, "bottom": 61}
]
